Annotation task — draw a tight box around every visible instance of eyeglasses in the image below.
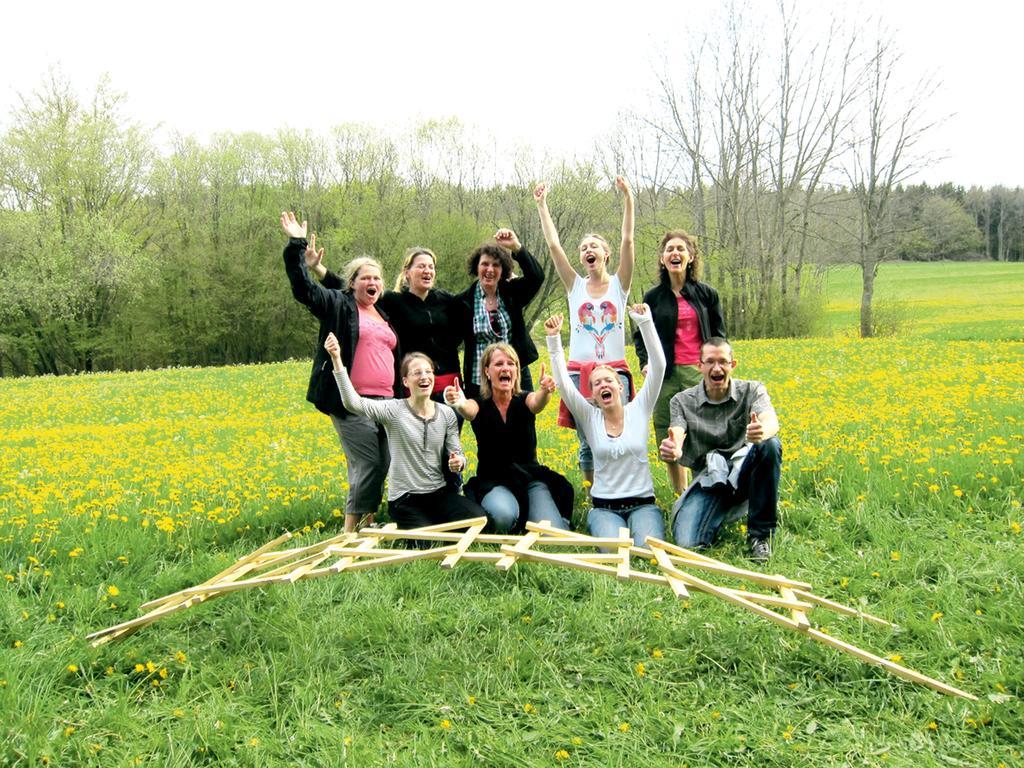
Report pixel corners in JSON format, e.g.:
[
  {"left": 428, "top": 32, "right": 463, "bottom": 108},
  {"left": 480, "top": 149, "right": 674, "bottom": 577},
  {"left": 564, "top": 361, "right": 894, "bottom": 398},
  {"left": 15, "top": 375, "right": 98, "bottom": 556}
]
[
  {"left": 406, "top": 369, "right": 434, "bottom": 379},
  {"left": 700, "top": 359, "right": 732, "bottom": 368}
]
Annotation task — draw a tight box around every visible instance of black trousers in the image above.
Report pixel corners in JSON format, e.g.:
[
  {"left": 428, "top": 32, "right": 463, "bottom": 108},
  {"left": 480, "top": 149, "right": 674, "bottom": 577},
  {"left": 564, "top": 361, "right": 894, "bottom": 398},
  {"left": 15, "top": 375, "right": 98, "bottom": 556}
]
[{"left": 388, "top": 488, "right": 486, "bottom": 548}]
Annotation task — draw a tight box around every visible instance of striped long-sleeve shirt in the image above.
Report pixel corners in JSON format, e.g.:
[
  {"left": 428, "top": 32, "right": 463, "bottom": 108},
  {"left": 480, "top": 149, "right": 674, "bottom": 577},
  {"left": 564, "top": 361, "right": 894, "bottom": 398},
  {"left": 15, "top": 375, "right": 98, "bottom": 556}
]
[{"left": 333, "top": 370, "right": 462, "bottom": 500}]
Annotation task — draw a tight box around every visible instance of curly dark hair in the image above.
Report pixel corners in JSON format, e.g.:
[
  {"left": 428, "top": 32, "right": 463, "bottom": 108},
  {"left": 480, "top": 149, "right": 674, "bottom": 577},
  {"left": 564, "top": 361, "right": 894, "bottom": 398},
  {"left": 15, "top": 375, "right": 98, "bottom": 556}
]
[
  {"left": 466, "top": 243, "right": 514, "bottom": 283},
  {"left": 657, "top": 230, "right": 702, "bottom": 284}
]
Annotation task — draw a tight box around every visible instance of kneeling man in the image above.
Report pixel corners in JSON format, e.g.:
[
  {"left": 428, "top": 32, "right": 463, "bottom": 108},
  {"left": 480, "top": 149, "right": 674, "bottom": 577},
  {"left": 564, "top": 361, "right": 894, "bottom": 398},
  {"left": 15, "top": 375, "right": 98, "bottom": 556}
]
[{"left": 658, "top": 337, "right": 781, "bottom": 561}]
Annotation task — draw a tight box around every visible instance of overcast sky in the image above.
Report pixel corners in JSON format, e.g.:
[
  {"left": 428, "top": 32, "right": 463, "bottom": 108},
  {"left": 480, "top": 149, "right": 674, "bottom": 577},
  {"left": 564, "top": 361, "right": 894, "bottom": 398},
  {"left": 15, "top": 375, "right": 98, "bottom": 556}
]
[{"left": 2, "top": 0, "right": 1019, "bottom": 188}]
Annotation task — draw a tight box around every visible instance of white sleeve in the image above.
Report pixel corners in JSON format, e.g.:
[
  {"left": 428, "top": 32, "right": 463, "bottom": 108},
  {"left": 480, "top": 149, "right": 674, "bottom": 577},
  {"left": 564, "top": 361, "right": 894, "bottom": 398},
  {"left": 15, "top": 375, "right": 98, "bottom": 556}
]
[
  {"left": 333, "top": 369, "right": 389, "bottom": 422},
  {"left": 631, "top": 313, "right": 664, "bottom": 418}
]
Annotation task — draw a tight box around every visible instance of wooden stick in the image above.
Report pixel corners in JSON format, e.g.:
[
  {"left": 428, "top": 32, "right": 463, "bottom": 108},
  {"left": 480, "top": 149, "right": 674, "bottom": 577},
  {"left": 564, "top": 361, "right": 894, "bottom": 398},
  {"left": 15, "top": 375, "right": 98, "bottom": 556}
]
[
  {"left": 330, "top": 525, "right": 396, "bottom": 572},
  {"left": 648, "top": 547, "right": 801, "bottom": 631},
  {"left": 648, "top": 537, "right": 813, "bottom": 590},
  {"left": 138, "top": 531, "right": 293, "bottom": 611},
  {"left": 805, "top": 628, "right": 976, "bottom": 701},
  {"left": 651, "top": 544, "right": 690, "bottom": 599},
  {"left": 359, "top": 529, "right": 521, "bottom": 545},
  {"left": 402, "top": 516, "right": 489, "bottom": 534},
  {"left": 792, "top": 589, "right": 896, "bottom": 628},
  {"left": 780, "top": 586, "right": 810, "bottom": 630},
  {"left": 617, "top": 527, "right": 632, "bottom": 581},
  {"left": 441, "top": 521, "right": 486, "bottom": 569},
  {"left": 496, "top": 530, "right": 541, "bottom": 571}
]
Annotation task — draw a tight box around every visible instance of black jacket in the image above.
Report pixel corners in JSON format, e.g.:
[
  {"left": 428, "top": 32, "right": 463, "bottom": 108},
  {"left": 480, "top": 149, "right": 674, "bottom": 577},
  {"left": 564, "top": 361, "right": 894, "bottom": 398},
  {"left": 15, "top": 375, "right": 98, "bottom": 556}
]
[
  {"left": 283, "top": 238, "right": 402, "bottom": 418},
  {"left": 634, "top": 278, "right": 726, "bottom": 379},
  {"left": 454, "top": 246, "right": 544, "bottom": 384}
]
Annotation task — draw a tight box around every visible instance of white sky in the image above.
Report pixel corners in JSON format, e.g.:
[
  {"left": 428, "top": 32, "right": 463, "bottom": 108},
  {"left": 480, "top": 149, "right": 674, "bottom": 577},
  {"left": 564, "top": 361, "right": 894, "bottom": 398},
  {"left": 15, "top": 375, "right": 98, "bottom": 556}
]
[{"left": 2, "top": 0, "right": 1020, "bottom": 188}]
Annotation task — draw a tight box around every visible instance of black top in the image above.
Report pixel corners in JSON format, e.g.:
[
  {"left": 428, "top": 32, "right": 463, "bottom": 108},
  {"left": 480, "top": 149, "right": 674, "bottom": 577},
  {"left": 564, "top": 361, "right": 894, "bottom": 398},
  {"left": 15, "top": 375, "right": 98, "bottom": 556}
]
[
  {"left": 283, "top": 238, "right": 402, "bottom": 418},
  {"left": 470, "top": 393, "right": 538, "bottom": 479},
  {"left": 634, "top": 279, "right": 727, "bottom": 381},
  {"left": 323, "top": 269, "right": 462, "bottom": 376},
  {"left": 453, "top": 246, "right": 545, "bottom": 384}
]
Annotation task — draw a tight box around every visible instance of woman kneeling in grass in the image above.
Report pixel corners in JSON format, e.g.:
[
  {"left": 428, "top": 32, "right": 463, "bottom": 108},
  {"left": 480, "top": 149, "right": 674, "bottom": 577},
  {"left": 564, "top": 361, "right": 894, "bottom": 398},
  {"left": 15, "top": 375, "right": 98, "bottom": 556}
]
[
  {"left": 544, "top": 304, "right": 667, "bottom": 547},
  {"left": 444, "top": 344, "right": 574, "bottom": 533},
  {"left": 324, "top": 333, "right": 485, "bottom": 539}
]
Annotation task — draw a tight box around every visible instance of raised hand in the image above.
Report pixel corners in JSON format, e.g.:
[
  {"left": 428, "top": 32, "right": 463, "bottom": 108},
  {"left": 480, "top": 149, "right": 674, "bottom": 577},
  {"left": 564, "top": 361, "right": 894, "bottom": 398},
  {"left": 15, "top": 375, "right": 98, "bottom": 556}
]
[
  {"left": 544, "top": 314, "right": 563, "bottom": 336},
  {"left": 628, "top": 303, "right": 651, "bottom": 321},
  {"left": 280, "top": 211, "right": 307, "bottom": 239},
  {"left": 537, "top": 362, "right": 556, "bottom": 394},
  {"left": 615, "top": 175, "right": 633, "bottom": 197},
  {"left": 494, "top": 228, "right": 521, "bottom": 253},
  {"left": 443, "top": 376, "right": 467, "bottom": 409},
  {"left": 533, "top": 182, "right": 549, "bottom": 206},
  {"left": 304, "top": 233, "right": 324, "bottom": 269},
  {"left": 324, "top": 332, "right": 342, "bottom": 365},
  {"left": 746, "top": 411, "right": 764, "bottom": 444}
]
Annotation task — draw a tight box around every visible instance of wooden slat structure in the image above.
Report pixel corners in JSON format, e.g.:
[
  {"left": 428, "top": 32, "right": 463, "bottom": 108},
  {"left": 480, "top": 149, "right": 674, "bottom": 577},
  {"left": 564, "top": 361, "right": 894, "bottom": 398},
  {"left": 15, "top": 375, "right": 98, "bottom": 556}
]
[{"left": 88, "top": 517, "right": 975, "bottom": 700}]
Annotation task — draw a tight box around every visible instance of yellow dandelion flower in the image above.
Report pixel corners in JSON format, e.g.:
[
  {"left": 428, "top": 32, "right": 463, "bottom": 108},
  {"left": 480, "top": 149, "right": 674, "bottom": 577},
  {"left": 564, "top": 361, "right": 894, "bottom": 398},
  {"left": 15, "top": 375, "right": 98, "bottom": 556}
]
[
  {"left": 618, "top": 722, "right": 630, "bottom": 733},
  {"left": 440, "top": 719, "right": 452, "bottom": 730},
  {"left": 635, "top": 662, "right": 646, "bottom": 677},
  {"left": 523, "top": 702, "right": 536, "bottom": 714},
  {"left": 651, "top": 648, "right": 663, "bottom": 659},
  {"left": 66, "top": 664, "right": 78, "bottom": 673},
  {"left": 931, "top": 611, "right": 943, "bottom": 621},
  {"left": 555, "top": 749, "right": 570, "bottom": 760}
]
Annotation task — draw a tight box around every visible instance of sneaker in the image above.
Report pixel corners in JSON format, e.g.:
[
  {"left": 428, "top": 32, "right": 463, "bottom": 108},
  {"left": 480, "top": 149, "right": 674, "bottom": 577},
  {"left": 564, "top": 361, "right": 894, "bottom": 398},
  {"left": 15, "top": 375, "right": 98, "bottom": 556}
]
[{"left": 748, "top": 537, "right": 771, "bottom": 562}]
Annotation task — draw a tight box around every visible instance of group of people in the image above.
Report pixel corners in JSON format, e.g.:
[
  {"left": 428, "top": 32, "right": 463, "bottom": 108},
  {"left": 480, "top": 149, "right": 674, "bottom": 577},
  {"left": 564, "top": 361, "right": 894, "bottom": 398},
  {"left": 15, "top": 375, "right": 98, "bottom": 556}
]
[{"left": 281, "top": 177, "right": 783, "bottom": 561}]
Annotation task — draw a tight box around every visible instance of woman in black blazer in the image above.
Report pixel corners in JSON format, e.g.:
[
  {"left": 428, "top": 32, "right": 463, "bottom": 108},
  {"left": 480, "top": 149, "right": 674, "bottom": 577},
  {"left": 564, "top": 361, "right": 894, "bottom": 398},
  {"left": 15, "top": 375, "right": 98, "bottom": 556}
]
[
  {"left": 454, "top": 228, "right": 544, "bottom": 399},
  {"left": 634, "top": 230, "right": 726, "bottom": 492}
]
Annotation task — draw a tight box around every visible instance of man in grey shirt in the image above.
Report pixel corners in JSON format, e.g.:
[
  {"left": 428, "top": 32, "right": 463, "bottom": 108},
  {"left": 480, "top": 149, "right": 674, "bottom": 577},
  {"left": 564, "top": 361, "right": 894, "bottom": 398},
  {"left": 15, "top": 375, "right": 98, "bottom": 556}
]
[{"left": 658, "top": 337, "right": 782, "bottom": 561}]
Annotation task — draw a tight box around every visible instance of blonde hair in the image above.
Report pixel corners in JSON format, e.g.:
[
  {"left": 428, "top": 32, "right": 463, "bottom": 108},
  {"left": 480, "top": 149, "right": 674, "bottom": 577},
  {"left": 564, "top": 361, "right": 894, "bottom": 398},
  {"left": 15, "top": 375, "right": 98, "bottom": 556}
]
[
  {"left": 343, "top": 256, "right": 384, "bottom": 289},
  {"left": 479, "top": 343, "right": 522, "bottom": 399},
  {"left": 394, "top": 247, "right": 437, "bottom": 291}
]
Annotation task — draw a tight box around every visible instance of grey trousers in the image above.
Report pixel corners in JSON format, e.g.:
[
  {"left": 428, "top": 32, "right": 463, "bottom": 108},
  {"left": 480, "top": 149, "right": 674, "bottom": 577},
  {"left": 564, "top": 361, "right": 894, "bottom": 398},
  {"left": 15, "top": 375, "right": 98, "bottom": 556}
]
[{"left": 330, "top": 412, "right": 389, "bottom": 517}]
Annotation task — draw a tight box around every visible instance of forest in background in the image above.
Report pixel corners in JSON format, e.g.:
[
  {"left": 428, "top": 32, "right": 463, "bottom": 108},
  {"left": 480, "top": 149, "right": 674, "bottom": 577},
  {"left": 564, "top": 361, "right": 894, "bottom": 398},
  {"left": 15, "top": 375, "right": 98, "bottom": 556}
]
[{"left": 1, "top": 5, "right": 1022, "bottom": 377}]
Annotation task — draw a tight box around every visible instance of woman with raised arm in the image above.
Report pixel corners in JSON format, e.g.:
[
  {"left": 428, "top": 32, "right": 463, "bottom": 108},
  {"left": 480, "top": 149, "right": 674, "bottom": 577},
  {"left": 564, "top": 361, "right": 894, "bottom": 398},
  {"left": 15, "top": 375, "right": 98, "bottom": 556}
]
[
  {"left": 454, "top": 228, "right": 544, "bottom": 400},
  {"left": 324, "top": 335, "right": 485, "bottom": 539},
  {"left": 281, "top": 212, "right": 401, "bottom": 533},
  {"left": 306, "top": 244, "right": 462, "bottom": 405},
  {"left": 443, "top": 345, "right": 574, "bottom": 534},
  {"left": 635, "top": 230, "right": 726, "bottom": 493},
  {"left": 545, "top": 304, "right": 667, "bottom": 547},
  {"left": 534, "top": 176, "right": 635, "bottom": 486}
]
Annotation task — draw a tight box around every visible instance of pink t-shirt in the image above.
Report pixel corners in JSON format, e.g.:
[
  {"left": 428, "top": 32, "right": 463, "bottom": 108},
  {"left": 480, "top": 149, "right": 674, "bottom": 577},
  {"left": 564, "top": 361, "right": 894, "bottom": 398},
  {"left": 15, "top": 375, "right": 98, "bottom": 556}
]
[
  {"left": 674, "top": 296, "right": 702, "bottom": 365},
  {"left": 350, "top": 312, "right": 397, "bottom": 396}
]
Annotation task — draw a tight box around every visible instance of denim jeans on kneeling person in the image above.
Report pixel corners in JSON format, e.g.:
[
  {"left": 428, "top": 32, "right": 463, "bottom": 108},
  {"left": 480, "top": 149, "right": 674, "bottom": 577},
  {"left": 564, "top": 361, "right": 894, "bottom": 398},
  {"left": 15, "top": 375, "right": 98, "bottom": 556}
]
[
  {"left": 481, "top": 481, "right": 568, "bottom": 534},
  {"left": 588, "top": 503, "right": 665, "bottom": 548},
  {"left": 673, "top": 437, "right": 782, "bottom": 548}
]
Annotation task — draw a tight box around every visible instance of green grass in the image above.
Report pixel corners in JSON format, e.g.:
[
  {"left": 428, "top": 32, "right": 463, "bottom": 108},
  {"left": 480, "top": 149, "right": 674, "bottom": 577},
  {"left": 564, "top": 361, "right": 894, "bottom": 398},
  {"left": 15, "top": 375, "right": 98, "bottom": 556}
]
[
  {"left": 1, "top": 262, "right": 1023, "bottom": 766},
  {"left": 823, "top": 261, "right": 1024, "bottom": 340}
]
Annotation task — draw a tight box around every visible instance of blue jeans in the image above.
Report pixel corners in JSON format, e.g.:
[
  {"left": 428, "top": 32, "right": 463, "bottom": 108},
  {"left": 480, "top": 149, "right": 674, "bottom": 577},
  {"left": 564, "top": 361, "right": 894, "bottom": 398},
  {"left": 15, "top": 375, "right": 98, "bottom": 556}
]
[
  {"left": 673, "top": 437, "right": 782, "bottom": 548},
  {"left": 481, "top": 482, "right": 569, "bottom": 534},
  {"left": 569, "top": 370, "right": 630, "bottom": 471},
  {"left": 588, "top": 503, "right": 665, "bottom": 548}
]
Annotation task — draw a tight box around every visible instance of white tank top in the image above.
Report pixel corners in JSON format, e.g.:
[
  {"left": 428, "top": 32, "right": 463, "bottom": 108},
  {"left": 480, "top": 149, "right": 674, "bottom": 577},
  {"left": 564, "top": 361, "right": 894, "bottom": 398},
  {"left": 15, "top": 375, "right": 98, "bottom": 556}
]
[{"left": 566, "top": 274, "right": 628, "bottom": 362}]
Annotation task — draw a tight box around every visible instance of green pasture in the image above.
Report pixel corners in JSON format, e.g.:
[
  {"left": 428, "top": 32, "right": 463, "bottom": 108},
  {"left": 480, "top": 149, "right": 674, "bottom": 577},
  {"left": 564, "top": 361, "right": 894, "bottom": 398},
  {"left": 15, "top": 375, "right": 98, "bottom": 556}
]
[
  {"left": 0, "top": 262, "right": 1022, "bottom": 766},
  {"left": 822, "top": 261, "right": 1024, "bottom": 340}
]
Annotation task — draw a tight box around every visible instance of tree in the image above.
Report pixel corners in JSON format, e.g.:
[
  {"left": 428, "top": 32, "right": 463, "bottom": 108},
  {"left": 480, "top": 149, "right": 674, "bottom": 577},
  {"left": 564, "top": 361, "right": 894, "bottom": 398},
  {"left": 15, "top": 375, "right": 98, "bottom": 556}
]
[
  {"left": 0, "top": 71, "right": 153, "bottom": 373},
  {"left": 842, "top": 35, "right": 937, "bottom": 337}
]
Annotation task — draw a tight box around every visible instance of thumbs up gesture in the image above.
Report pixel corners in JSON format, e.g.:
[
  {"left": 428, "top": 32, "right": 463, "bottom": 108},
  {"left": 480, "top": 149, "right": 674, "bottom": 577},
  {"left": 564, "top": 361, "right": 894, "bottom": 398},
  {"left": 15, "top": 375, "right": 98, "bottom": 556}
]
[
  {"left": 746, "top": 411, "right": 764, "bottom": 444},
  {"left": 448, "top": 451, "right": 465, "bottom": 472},
  {"left": 538, "top": 362, "right": 556, "bottom": 394},
  {"left": 443, "top": 376, "right": 467, "bottom": 410}
]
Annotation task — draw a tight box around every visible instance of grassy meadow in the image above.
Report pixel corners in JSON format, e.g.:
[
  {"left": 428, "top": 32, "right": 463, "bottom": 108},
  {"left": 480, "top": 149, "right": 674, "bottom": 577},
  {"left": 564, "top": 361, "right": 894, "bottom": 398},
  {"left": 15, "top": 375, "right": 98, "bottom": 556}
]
[{"left": 1, "top": 262, "right": 1022, "bottom": 766}]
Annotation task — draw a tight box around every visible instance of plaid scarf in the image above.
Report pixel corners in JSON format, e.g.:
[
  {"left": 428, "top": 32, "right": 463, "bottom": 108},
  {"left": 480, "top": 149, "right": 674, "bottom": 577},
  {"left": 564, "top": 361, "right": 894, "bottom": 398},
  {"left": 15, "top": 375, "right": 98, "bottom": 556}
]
[{"left": 471, "top": 283, "right": 511, "bottom": 385}]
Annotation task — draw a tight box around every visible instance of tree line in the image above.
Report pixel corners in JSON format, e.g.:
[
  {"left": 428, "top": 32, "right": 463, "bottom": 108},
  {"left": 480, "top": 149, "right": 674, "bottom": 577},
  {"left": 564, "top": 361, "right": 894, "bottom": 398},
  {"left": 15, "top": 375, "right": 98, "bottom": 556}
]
[{"left": 0, "top": 9, "right": 1018, "bottom": 376}]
